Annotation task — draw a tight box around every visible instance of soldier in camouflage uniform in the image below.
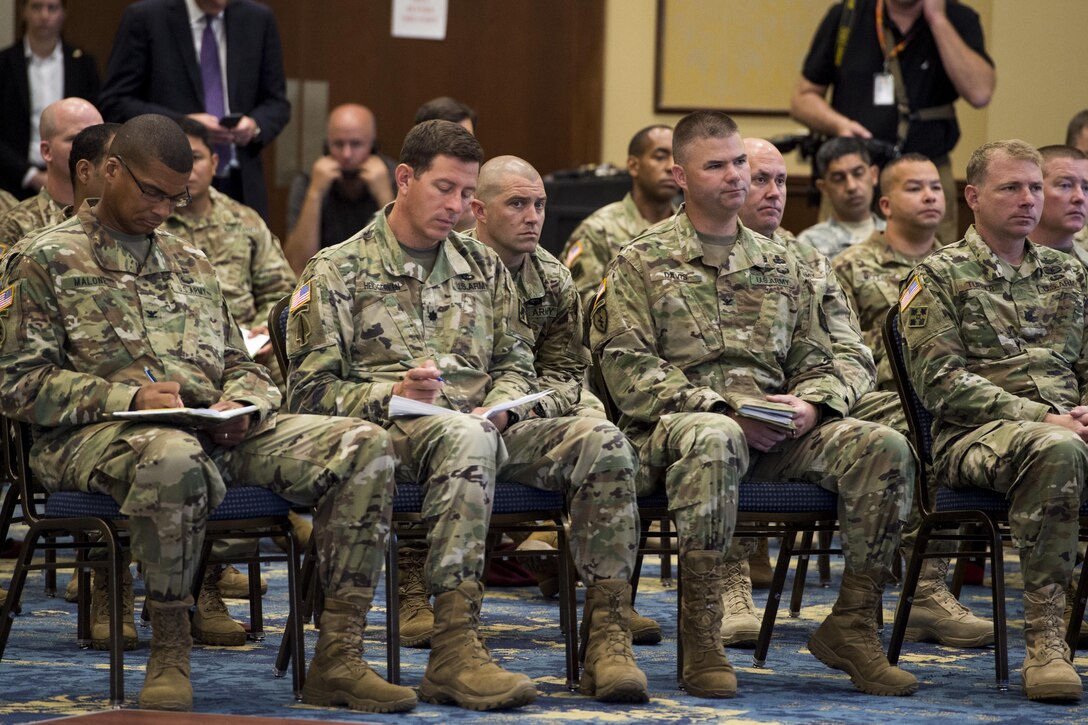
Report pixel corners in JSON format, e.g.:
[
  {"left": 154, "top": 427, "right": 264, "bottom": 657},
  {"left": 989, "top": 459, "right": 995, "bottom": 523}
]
[
  {"left": 467, "top": 155, "right": 648, "bottom": 702},
  {"left": 0, "top": 116, "right": 415, "bottom": 714},
  {"left": 287, "top": 121, "right": 540, "bottom": 712},
  {"left": 1032, "top": 145, "right": 1088, "bottom": 271},
  {"left": 834, "top": 153, "right": 994, "bottom": 649},
  {"left": 901, "top": 140, "right": 1088, "bottom": 702},
  {"left": 798, "top": 137, "right": 885, "bottom": 259},
  {"left": 0, "top": 189, "right": 16, "bottom": 215},
  {"left": 0, "top": 97, "right": 101, "bottom": 249},
  {"left": 561, "top": 125, "right": 678, "bottom": 308},
  {"left": 592, "top": 112, "right": 917, "bottom": 699}
]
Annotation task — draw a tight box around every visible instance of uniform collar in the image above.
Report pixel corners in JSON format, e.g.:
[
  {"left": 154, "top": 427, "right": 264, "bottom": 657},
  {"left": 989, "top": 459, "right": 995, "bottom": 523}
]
[
  {"left": 372, "top": 204, "right": 471, "bottom": 283},
  {"left": 964, "top": 224, "right": 1041, "bottom": 281},
  {"left": 673, "top": 205, "right": 771, "bottom": 273},
  {"left": 80, "top": 204, "right": 172, "bottom": 275}
]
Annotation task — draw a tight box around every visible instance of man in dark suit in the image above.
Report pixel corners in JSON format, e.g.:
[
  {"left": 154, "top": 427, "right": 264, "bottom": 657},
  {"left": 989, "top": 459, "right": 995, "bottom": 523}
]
[
  {"left": 0, "top": 0, "right": 99, "bottom": 200},
  {"left": 99, "top": 0, "right": 290, "bottom": 220}
]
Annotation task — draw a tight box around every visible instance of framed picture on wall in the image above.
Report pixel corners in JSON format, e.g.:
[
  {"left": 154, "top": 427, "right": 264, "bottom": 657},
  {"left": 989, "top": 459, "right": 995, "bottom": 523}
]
[{"left": 654, "top": 0, "right": 829, "bottom": 115}]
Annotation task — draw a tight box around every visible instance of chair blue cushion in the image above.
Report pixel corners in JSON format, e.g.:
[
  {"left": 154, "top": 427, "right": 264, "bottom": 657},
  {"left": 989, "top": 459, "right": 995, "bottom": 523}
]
[
  {"left": 46, "top": 487, "right": 291, "bottom": 521},
  {"left": 638, "top": 481, "right": 838, "bottom": 514},
  {"left": 934, "top": 487, "right": 1009, "bottom": 516},
  {"left": 394, "top": 481, "right": 564, "bottom": 515}
]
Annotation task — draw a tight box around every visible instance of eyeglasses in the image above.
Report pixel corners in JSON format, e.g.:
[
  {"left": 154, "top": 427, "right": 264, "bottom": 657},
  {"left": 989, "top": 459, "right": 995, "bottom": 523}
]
[{"left": 114, "top": 155, "right": 192, "bottom": 208}]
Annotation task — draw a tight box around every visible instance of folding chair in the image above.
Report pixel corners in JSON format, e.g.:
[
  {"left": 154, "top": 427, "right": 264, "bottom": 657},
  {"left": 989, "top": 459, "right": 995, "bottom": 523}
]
[
  {"left": 268, "top": 295, "right": 580, "bottom": 695},
  {"left": 882, "top": 305, "right": 1013, "bottom": 689},
  {"left": 0, "top": 415, "right": 305, "bottom": 705}
]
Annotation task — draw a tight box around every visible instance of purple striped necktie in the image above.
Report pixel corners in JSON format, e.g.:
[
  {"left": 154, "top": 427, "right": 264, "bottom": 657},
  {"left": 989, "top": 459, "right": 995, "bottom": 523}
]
[{"left": 200, "top": 14, "right": 231, "bottom": 176}]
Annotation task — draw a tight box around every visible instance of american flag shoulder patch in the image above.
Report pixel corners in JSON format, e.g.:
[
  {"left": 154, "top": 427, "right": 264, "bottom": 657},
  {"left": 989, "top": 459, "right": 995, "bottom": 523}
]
[
  {"left": 289, "top": 281, "right": 311, "bottom": 312},
  {"left": 0, "top": 285, "right": 13, "bottom": 312},
  {"left": 899, "top": 274, "right": 922, "bottom": 311},
  {"left": 564, "top": 240, "right": 584, "bottom": 267}
]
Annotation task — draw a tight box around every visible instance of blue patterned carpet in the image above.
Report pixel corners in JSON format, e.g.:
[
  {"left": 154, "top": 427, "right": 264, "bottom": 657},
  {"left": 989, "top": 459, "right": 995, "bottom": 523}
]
[{"left": 2, "top": 540, "right": 1087, "bottom": 725}]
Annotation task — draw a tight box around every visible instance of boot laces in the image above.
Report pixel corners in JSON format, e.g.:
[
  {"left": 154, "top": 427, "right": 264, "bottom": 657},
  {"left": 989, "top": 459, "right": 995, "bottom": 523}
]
[
  {"left": 150, "top": 608, "right": 190, "bottom": 673},
  {"left": 599, "top": 588, "right": 636, "bottom": 662},
  {"left": 198, "top": 577, "right": 230, "bottom": 615},
  {"left": 684, "top": 567, "right": 725, "bottom": 655},
  {"left": 1038, "top": 597, "right": 1070, "bottom": 661},
  {"left": 400, "top": 557, "right": 433, "bottom": 617},
  {"left": 723, "top": 563, "right": 757, "bottom": 617}
]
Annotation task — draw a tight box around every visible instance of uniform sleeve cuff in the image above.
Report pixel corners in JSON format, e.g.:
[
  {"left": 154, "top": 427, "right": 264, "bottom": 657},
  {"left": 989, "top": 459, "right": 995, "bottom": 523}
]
[{"left": 105, "top": 383, "right": 141, "bottom": 415}]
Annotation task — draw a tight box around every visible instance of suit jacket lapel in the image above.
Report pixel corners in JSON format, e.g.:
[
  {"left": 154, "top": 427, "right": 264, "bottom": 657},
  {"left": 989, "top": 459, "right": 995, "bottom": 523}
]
[
  {"left": 223, "top": 2, "right": 241, "bottom": 107},
  {"left": 12, "top": 47, "right": 30, "bottom": 113},
  {"left": 168, "top": 0, "right": 205, "bottom": 105}
]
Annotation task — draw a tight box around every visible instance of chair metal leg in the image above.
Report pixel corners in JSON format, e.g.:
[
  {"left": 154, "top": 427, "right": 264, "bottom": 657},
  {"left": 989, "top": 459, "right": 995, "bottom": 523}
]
[
  {"left": 0, "top": 481, "right": 19, "bottom": 547},
  {"left": 0, "top": 528, "right": 39, "bottom": 660},
  {"left": 282, "top": 529, "right": 305, "bottom": 698},
  {"left": 276, "top": 534, "right": 317, "bottom": 689},
  {"left": 1066, "top": 551, "right": 1088, "bottom": 652},
  {"left": 556, "top": 520, "right": 579, "bottom": 690},
  {"left": 789, "top": 530, "right": 814, "bottom": 617},
  {"left": 985, "top": 522, "right": 1009, "bottom": 691},
  {"left": 247, "top": 559, "right": 265, "bottom": 641},
  {"left": 754, "top": 529, "right": 796, "bottom": 667},
  {"left": 104, "top": 526, "right": 126, "bottom": 707},
  {"left": 387, "top": 529, "right": 401, "bottom": 686},
  {"left": 818, "top": 529, "right": 832, "bottom": 587},
  {"left": 888, "top": 525, "right": 928, "bottom": 665}
]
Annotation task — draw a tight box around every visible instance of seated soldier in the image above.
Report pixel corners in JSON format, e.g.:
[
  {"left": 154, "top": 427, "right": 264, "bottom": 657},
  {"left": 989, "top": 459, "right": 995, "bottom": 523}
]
[
  {"left": 834, "top": 153, "right": 994, "bottom": 648},
  {"left": 0, "top": 115, "right": 415, "bottom": 714},
  {"left": 592, "top": 110, "right": 917, "bottom": 698},
  {"left": 902, "top": 140, "right": 1087, "bottom": 702},
  {"left": 561, "top": 124, "right": 678, "bottom": 308},
  {"left": 288, "top": 121, "right": 550, "bottom": 711},
  {"left": 469, "top": 154, "right": 659, "bottom": 652},
  {"left": 798, "top": 137, "right": 885, "bottom": 258}
]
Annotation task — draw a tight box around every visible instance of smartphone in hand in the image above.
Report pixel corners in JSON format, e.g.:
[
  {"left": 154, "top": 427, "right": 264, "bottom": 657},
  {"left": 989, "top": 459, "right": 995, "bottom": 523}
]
[{"left": 220, "top": 113, "right": 244, "bottom": 128}]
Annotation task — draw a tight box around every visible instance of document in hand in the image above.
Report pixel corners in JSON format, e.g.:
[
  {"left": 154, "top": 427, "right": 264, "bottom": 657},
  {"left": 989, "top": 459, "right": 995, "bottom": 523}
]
[
  {"left": 113, "top": 404, "right": 259, "bottom": 428},
  {"left": 389, "top": 390, "right": 554, "bottom": 419},
  {"left": 240, "top": 328, "right": 271, "bottom": 357},
  {"left": 732, "top": 397, "right": 797, "bottom": 431}
]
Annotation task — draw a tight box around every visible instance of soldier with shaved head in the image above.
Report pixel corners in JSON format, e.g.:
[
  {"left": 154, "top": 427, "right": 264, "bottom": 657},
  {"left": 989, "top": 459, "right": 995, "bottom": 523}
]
[{"left": 469, "top": 154, "right": 649, "bottom": 700}]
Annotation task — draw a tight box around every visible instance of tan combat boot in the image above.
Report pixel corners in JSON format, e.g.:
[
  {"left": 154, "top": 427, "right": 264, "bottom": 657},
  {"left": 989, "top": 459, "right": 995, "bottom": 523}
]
[
  {"left": 1023, "top": 583, "right": 1083, "bottom": 702},
  {"left": 807, "top": 571, "right": 917, "bottom": 695},
  {"left": 579, "top": 579, "right": 649, "bottom": 703},
  {"left": 680, "top": 551, "right": 737, "bottom": 698},
  {"left": 1063, "top": 579, "right": 1088, "bottom": 649},
  {"left": 191, "top": 565, "right": 246, "bottom": 646},
  {"left": 904, "top": 555, "right": 994, "bottom": 647},
  {"left": 419, "top": 581, "right": 538, "bottom": 710},
  {"left": 90, "top": 563, "right": 138, "bottom": 651},
  {"left": 139, "top": 597, "right": 194, "bottom": 711},
  {"left": 398, "top": 549, "right": 434, "bottom": 648},
  {"left": 216, "top": 564, "right": 267, "bottom": 599},
  {"left": 301, "top": 587, "right": 418, "bottom": 712},
  {"left": 749, "top": 538, "right": 774, "bottom": 589},
  {"left": 719, "top": 558, "right": 760, "bottom": 647}
]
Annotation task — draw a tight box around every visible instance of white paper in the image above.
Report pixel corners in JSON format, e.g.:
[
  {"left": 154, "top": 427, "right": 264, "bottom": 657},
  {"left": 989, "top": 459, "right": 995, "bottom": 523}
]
[
  {"left": 391, "top": 0, "right": 448, "bottom": 41},
  {"left": 113, "top": 404, "right": 259, "bottom": 423},
  {"left": 240, "top": 328, "right": 270, "bottom": 357},
  {"left": 389, "top": 390, "right": 554, "bottom": 419}
]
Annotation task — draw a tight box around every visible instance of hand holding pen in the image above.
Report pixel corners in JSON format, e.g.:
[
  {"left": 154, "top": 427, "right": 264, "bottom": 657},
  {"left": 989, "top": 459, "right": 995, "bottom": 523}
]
[
  {"left": 393, "top": 359, "right": 444, "bottom": 405},
  {"left": 131, "top": 366, "right": 185, "bottom": 410}
]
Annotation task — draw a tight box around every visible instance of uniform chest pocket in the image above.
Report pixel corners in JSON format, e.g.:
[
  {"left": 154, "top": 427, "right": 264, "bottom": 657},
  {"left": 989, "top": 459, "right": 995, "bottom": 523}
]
[
  {"left": 652, "top": 283, "right": 724, "bottom": 367},
  {"left": 157, "top": 280, "right": 225, "bottom": 365},
  {"left": 1028, "top": 289, "right": 1084, "bottom": 355},
  {"left": 959, "top": 290, "right": 1020, "bottom": 358},
  {"left": 82, "top": 288, "right": 149, "bottom": 375},
  {"left": 352, "top": 295, "right": 414, "bottom": 365},
  {"left": 721, "top": 285, "right": 798, "bottom": 363}
]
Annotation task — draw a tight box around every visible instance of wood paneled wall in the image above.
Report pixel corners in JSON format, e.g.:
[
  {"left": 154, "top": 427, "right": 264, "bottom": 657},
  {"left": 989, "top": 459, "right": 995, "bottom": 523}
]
[{"left": 58, "top": 0, "right": 606, "bottom": 239}]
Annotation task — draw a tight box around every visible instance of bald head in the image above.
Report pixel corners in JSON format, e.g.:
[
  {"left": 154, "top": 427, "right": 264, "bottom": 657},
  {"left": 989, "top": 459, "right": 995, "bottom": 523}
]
[
  {"left": 739, "top": 137, "right": 787, "bottom": 237},
  {"left": 476, "top": 155, "right": 542, "bottom": 202},
  {"left": 326, "top": 104, "right": 377, "bottom": 174},
  {"left": 39, "top": 97, "right": 103, "bottom": 203},
  {"left": 471, "top": 156, "right": 546, "bottom": 268}
]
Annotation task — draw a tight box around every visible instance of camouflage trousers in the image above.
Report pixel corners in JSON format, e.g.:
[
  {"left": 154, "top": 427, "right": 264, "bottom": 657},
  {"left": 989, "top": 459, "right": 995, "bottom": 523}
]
[
  {"left": 847, "top": 389, "right": 941, "bottom": 559},
  {"left": 639, "top": 412, "right": 913, "bottom": 583},
  {"left": 34, "top": 414, "right": 396, "bottom": 600},
  {"left": 938, "top": 420, "right": 1088, "bottom": 592},
  {"left": 569, "top": 389, "right": 609, "bottom": 420},
  {"left": 390, "top": 413, "right": 640, "bottom": 592}
]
